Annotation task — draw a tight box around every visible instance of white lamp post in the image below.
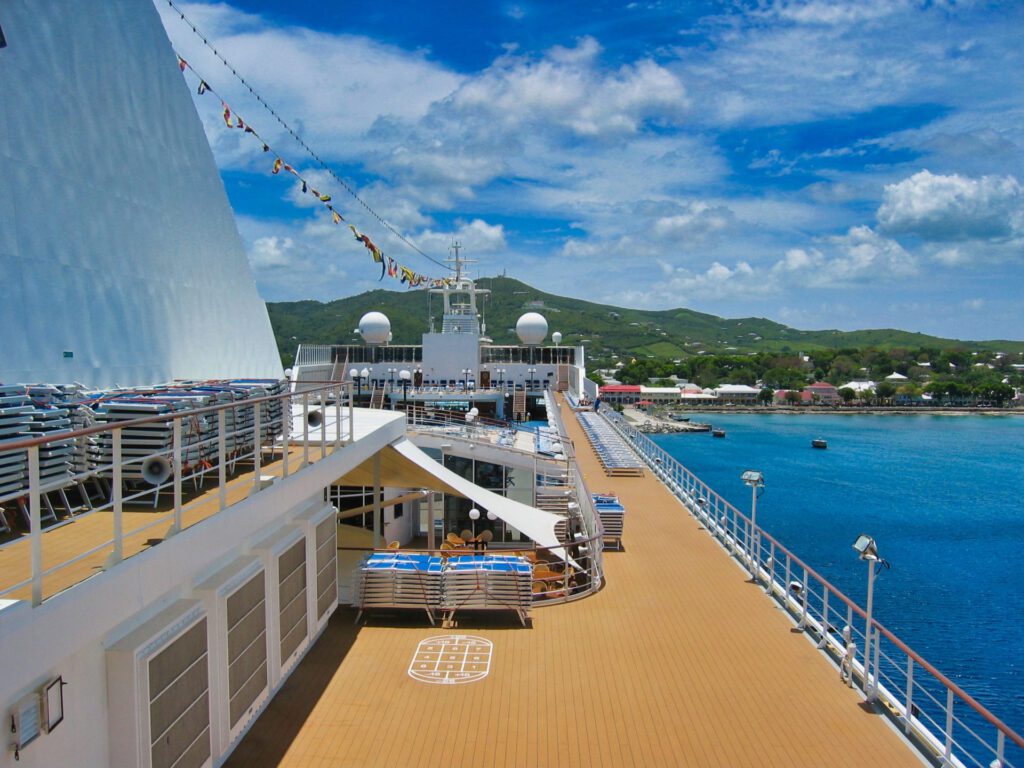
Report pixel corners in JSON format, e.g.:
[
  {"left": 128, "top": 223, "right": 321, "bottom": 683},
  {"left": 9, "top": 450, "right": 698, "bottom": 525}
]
[
  {"left": 468, "top": 507, "right": 480, "bottom": 539},
  {"left": 853, "top": 534, "right": 887, "bottom": 700},
  {"left": 399, "top": 369, "right": 411, "bottom": 412},
  {"left": 741, "top": 470, "right": 765, "bottom": 580}
]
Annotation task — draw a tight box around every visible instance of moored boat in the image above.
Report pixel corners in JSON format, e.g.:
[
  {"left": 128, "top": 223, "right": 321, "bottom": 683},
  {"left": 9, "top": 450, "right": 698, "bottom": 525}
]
[{"left": 812, "top": 438, "right": 828, "bottom": 449}]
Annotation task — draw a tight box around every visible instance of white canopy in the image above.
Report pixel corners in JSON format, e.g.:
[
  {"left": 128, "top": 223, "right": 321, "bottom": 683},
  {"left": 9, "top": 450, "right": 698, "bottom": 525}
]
[{"left": 340, "top": 438, "right": 571, "bottom": 563}]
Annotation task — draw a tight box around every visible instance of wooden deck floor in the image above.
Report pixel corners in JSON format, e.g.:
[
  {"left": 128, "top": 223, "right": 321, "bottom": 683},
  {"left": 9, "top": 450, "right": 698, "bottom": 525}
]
[
  {"left": 225, "top": 397, "right": 925, "bottom": 768},
  {"left": 0, "top": 445, "right": 333, "bottom": 601}
]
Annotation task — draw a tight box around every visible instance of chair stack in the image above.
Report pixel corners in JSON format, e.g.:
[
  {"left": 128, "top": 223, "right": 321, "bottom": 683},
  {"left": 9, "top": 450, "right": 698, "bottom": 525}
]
[
  {"left": 578, "top": 412, "right": 644, "bottom": 476},
  {"left": 442, "top": 555, "right": 532, "bottom": 626},
  {"left": 26, "top": 405, "right": 75, "bottom": 490},
  {"left": 0, "top": 386, "right": 32, "bottom": 498},
  {"left": 356, "top": 553, "right": 444, "bottom": 623},
  {"left": 592, "top": 493, "right": 626, "bottom": 550}
]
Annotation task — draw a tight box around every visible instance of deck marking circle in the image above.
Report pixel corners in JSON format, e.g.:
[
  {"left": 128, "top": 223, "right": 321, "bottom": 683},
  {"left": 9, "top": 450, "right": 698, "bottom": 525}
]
[{"left": 408, "top": 635, "right": 492, "bottom": 685}]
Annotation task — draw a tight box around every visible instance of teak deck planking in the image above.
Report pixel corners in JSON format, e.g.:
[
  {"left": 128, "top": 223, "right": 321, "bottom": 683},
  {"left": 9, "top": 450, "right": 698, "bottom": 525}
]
[{"left": 224, "top": 397, "right": 925, "bottom": 767}]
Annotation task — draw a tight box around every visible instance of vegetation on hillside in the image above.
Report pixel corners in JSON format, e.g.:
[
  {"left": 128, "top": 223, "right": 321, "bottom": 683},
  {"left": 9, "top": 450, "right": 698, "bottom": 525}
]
[{"left": 266, "top": 276, "right": 1024, "bottom": 368}]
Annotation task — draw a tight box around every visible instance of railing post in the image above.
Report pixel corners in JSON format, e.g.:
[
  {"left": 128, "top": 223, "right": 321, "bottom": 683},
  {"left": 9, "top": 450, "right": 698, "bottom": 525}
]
[
  {"left": 349, "top": 383, "right": 354, "bottom": 443},
  {"left": 799, "top": 571, "right": 809, "bottom": 629},
  {"left": 905, "top": 658, "right": 914, "bottom": 733},
  {"left": 766, "top": 541, "right": 775, "bottom": 595},
  {"left": 218, "top": 410, "right": 227, "bottom": 510},
  {"left": 943, "top": 689, "right": 954, "bottom": 766},
  {"left": 818, "top": 590, "right": 830, "bottom": 648},
  {"left": 112, "top": 429, "right": 123, "bottom": 563},
  {"left": 252, "top": 404, "right": 262, "bottom": 494},
  {"left": 334, "top": 386, "right": 342, "bottom": 449},
  {"left": 320, "top": 393, "right": 327, "bottom": 459},
  {"left": 281, "top": 392, "right": 291, "bottom": 479},
  {"left": 29, "top": 445, "right": 42, "bottom": 606},
  {"left": 170, "top": 417, "right": 182, "bottom": 537},
  {"left": 302, "top": 391, "right": 310, "bottom": 466}
]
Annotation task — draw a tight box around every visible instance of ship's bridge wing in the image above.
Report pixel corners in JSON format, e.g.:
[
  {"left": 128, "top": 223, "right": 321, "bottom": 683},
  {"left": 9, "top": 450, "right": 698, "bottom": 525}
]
[{"left": 337, "top": 438, "right": 569, "bottom": 562}]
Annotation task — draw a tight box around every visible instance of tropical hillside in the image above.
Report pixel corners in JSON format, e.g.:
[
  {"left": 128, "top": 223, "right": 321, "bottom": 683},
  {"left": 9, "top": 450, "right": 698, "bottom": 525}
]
[{"left": 267, "top": 276, "right": 1024, "bottom": 368}]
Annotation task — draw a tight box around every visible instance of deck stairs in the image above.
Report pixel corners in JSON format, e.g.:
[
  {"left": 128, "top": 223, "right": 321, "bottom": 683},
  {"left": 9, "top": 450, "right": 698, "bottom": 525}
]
[
  {"left": 512, "top": 390, "right": 527, "bottom": 421},
  {"left": 369, "top": 387, "right": 386, "bottom": 409}
]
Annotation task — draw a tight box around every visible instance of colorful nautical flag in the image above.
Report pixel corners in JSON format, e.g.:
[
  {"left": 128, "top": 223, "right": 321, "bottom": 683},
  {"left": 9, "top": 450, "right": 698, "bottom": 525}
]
[
  {"left": 178, "top": 56, "right": 187, "bottom": 72},
  {"left": 222, "top": 103, "right": 233, "bottom": 127},
  {"left": 272, "top": 157, "right": 283, "bottom": 174}
]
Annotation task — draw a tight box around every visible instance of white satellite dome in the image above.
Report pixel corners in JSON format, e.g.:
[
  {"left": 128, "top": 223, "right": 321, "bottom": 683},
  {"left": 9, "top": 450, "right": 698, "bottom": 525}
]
[
  {"left": 516, "top": 312, "right": 548, "bottom": 345},
  {"left": 552, "top": 331, "right": 562, "bottom": 345},
  {"left": 358, "top": 311, "right": 391, "bottom": 344}
]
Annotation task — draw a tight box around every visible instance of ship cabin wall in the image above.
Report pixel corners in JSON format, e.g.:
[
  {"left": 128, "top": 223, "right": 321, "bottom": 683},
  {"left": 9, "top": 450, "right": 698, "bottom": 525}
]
[{"left": 0, "top": 417, "right": 404, "bottom": 768}]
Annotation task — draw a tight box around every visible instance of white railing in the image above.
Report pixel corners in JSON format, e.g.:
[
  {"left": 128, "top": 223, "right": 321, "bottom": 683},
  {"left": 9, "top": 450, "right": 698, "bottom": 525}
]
[
  {"left": 600, "top": 409, "right": 1023, "bottom": 768},
  {"left": 0, "top": 381, "right": 353, "bottom": 606}
]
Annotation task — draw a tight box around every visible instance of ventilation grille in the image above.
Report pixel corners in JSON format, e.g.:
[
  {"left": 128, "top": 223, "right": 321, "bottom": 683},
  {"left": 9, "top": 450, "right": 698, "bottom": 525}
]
[
  {"left": 148, "top": 619, "right": 210, "bottom": 768},
  {"left": 315, "top": 516, "right": 338, "bottom": 620},
  {"left": 278, "top": 540, "right": 307, "bottom": 665},
  {"left": 226, "top": 572, "right": 267, "bottom": 729}
]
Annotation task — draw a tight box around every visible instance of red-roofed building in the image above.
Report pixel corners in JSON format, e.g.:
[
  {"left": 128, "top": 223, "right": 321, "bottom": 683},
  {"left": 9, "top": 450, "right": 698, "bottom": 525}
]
[
  {"left": 805, "top": 381, "right": 840, "bottom": 404},
  {"left": 599, "top": 384, "right": 641, "bottom": 405}
]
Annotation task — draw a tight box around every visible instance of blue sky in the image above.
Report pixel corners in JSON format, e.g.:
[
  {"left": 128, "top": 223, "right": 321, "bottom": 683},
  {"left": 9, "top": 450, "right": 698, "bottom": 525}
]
[{"left": 158, "top": 0, "right": 1024, "bottom": 341}]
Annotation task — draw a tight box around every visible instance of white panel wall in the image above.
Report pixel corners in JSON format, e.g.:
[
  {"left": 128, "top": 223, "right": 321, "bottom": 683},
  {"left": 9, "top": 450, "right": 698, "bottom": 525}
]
[{"left": 0, "top": 0, "right": 282, "bottom": 386}]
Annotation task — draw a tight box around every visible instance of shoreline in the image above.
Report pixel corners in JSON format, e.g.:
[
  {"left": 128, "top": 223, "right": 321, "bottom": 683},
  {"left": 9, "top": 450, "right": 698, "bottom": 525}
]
[{"left": 618, "top": 404, "right": 1024, "bottom": 430}]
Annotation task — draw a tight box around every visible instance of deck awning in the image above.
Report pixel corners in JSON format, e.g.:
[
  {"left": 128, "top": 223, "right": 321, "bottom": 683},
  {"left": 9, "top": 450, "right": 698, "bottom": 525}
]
[{"left": 337, "top": 438, "right": 570, "bottom": 562}]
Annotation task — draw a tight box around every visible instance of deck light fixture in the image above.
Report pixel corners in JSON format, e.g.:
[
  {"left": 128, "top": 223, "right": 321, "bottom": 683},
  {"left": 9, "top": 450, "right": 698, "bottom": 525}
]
[
  {"left": 741, "top": 470, "right": 765, "bottom": 581},
  {"left": 469, "top": 507, "right": 481, "bottom": 538},
  {"left": 399, "top": 369, "right": 411, "bottom": 412},
  {"left": 852, "top": 534, "right": 889, "bottom": 701}
]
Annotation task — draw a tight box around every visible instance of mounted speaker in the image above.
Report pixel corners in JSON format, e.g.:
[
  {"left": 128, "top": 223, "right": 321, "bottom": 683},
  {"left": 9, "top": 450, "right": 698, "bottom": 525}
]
[
  {"left": 141, "top": 456, "right": 173, "bottom": 485},
  {"left": 306, "top": 410, "right": 323, "bottom": 428}
]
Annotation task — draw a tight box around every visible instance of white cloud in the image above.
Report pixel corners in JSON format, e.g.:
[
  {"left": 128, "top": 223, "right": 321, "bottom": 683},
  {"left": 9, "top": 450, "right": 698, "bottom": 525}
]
[
  {"left": 652, "top": 202, "right": 733, "bottom": 244},
  {"left": 249, "top": 236, "right": 295, "bottom": 268},
  {"left": 877, "top": 170, "right": 1023, "bottom": 241},
  {"left": 414, "top": 219, "right": 508, "bottom": 255},
  {"left": 445, "top": 37, "right": 689, "bottom": 139}
]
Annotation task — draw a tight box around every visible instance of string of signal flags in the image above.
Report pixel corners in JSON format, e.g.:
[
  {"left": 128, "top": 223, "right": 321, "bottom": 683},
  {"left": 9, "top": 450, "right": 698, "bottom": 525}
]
[{"left": 175, "top": 54, "right": 455, "bottom": 290}]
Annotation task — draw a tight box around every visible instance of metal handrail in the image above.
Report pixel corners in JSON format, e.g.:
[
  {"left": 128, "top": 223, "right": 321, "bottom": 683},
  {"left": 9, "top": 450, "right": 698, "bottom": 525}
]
[
  {"left": 599, "top": 409, "right": 1023, "bottom": 768},
  {"left": 0, "top": 381, "right": 353, "bottom": 606}
]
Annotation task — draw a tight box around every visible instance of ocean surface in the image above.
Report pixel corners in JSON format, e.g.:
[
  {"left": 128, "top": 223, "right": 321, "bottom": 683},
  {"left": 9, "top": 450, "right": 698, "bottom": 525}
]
[{"left": 650, "top": 413, "right": 1024, "bottom": 739}]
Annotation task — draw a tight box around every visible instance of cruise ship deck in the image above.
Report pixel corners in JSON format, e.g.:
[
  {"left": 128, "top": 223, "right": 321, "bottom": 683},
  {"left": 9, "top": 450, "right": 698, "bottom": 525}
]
[{"left": 222, "top": 395, "right": 924, "bottom": 768}]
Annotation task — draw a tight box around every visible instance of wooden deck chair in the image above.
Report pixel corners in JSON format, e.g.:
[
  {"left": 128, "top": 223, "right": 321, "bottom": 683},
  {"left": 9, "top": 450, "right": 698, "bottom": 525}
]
[
  {"left": 459, "top": 529, "right": 474, "bottom": 543},
  {"left": 387, "top": 540, "right": 400, "bottom": 549},
  {"left": 446, "top": 532, "right": 466, "bottom": 546}
]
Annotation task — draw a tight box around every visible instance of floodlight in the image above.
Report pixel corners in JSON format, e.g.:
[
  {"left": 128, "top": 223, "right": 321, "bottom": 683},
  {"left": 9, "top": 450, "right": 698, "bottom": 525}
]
[
  {"left": 853, "top": 534, "right": 878, "bottom": 560},
  {"left": 741, "top": 470, "right": 764, "bottom": 486}
]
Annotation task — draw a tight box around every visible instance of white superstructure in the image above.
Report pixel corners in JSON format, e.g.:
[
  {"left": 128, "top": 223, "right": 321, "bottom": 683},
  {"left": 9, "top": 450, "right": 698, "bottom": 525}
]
[{"left": 0, "top": 0, "right": 281, "bottom": 387}]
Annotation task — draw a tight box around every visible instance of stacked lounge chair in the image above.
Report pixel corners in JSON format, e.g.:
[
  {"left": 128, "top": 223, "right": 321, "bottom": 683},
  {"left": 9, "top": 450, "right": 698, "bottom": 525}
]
[
  {"left": 578, "top": 412, "right": 644, "bottom": 476},
  {"left": 355, "top": 552, "right": 532, "bottom": 626},
  {"left": 592, "top": 493, "right": 626, "bottom": 550}
]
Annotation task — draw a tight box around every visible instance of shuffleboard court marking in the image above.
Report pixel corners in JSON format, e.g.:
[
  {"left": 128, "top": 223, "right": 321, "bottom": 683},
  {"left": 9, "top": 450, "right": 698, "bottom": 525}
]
[{"left": 408, "top": 634, "right": 492, "bottom": 685}]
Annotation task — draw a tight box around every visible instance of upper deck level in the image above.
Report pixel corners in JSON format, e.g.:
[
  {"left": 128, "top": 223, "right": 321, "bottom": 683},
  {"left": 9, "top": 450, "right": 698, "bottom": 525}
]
[{"left": 218, "top": 395, "right": 944, "bottom": 768}]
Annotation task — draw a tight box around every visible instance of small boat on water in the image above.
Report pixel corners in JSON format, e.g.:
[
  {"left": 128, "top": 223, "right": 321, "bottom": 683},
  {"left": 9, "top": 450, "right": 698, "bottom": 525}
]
[
  {"left": 712, "top": 428, "right": 726, "bottom": 438},
  {"left": 811, "top": 438, "right": 828, "bottom": 449}
]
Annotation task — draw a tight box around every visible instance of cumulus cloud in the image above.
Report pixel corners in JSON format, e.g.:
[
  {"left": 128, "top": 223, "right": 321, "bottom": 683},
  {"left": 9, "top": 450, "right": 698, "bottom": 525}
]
[
  {"left": 249, "top": 236, "right": 295, "bottom": 269},
  {"left": 877, "top": 170, "right": 1023, "bottom": 241},
  {"left": 414, "top": 219, "right": 508, "bottom": 255},
  {"left": 445, "top": 37, "right": 689, "bottom": 139},
  {"left": 652, "top": 202, "right": 734, "bottom": 244}
]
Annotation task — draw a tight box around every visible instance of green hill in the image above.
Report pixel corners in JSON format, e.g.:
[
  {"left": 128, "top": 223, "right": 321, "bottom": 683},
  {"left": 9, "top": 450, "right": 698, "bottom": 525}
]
[{"left": 267, "top": 276, "right": 1024, "bottom": 366}]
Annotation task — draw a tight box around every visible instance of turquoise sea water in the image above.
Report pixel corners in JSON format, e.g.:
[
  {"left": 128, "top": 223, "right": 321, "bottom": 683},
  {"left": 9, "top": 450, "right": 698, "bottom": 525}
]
[{"left": 650, "top": 414, "right": 1024, "bottom": 737}]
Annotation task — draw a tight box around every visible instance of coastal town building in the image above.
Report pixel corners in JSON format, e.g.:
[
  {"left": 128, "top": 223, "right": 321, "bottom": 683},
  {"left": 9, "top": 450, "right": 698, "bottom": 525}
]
[
  {"left": 713, "top": 384, "right": 761, "bottom": 404},
  {"left": 805, "top": 381, "right": 841, "bottom": 404}
]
